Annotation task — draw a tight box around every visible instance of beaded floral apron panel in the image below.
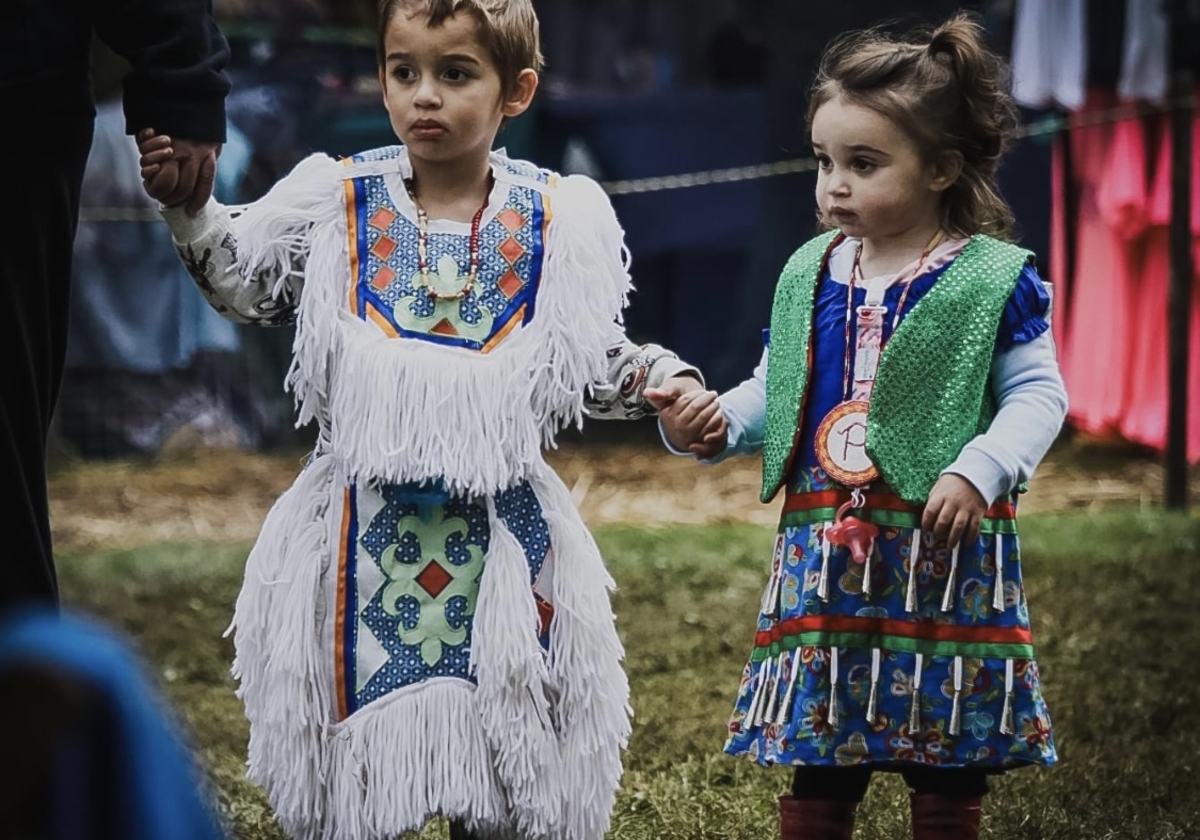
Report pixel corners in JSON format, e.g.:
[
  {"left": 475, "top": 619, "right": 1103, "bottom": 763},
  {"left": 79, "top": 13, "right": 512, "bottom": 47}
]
[{"left": 334, "top": 481, "right": 553, "bottom": 720}]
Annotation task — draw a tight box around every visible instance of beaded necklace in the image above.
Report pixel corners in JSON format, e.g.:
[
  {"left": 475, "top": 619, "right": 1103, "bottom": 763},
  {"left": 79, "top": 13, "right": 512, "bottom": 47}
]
[
  {"left": 813, "top": 229, "right": 946, "bottom": 489},
  {"left": 840, "top": 228, "right": 945, "bottom": 401},
  {"left": 402, "top": 173, "right": 492, "bottom": 302}
]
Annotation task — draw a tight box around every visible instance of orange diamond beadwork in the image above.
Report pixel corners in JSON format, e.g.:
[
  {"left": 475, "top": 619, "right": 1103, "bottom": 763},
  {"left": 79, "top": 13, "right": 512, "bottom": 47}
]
[
  {"left": 415, "top": 561, "right": 453, "bottom": 598},
  {"left": 371, "top": 266, "right": 397, "bottom": 290},
  {"left": 371, "top": 235, "right": 397, "bottom": 261},
  {"left": 498, "top": 269, "right": 524, "bottom": 298},
  {"left": 430, "top": 318, "right": 459, "bottom": 337},
  {"left": 497, "top": 208, "right": 525, "bottom": 233},
  {"left": 369, "top": 207, "right": 397, "bottom": 231},
  {"left": 498, "top": 237, "right": 525, "bottom": 265}
]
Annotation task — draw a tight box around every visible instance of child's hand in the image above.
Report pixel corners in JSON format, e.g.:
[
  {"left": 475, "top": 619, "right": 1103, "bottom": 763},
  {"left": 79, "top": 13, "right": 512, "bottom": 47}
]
[
  {"left": 137, "top": 128, "right": 220, "bottom": 216},
  {"left": 921, "top": 474, "right": 987, "bottom": 548},
  {"left": 645, "top": 378, "right": 729, "bottom": 458},
  {"left": 686, "top": 409, "right": 729, "bottom": 460}
]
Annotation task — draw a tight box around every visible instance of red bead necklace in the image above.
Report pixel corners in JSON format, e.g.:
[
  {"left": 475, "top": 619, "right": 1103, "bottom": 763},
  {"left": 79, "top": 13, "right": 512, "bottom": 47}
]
[{"left": 403, "top": 174, "right": 492, "bottom": 302}]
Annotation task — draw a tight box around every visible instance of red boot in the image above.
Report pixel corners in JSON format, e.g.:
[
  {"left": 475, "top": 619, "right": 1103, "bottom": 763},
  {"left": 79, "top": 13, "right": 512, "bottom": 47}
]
[
  {"left": 910, "top": 793, "right": 983, "bottom": 840},
  {"left": 779, "top": 795, "right": 856, "bottom": 840}
]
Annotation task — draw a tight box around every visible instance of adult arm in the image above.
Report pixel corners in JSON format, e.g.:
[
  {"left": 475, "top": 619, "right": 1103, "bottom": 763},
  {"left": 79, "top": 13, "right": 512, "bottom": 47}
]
[{"left": 92, "top": 0, "right": 231, "bottom": 142}]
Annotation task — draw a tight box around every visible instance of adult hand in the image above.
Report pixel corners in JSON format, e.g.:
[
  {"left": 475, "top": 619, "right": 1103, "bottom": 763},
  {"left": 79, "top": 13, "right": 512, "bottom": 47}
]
[
  {"left": 136, "top": 129, "right": 221, "bottom": 216},
  {"left": 921, "top": 473, "right": 987, "bottom": 548}
]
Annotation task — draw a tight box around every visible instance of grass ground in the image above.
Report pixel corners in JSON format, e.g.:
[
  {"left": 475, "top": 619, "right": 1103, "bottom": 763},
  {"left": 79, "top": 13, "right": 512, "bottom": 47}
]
[{"left": 57, "top": 510, "right": 1200, "bottom": 839}]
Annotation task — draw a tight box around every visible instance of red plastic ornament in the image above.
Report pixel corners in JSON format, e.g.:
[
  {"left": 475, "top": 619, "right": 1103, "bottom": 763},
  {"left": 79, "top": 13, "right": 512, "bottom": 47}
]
[{"left": 824, "top": 499, "right": 879, "bottom": 565}]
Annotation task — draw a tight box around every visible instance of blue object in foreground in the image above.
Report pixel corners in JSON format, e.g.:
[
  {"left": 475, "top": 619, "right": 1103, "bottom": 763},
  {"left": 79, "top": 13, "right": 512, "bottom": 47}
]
[{"left": 0, "top": 608, "right": 227, "bottom": 840}]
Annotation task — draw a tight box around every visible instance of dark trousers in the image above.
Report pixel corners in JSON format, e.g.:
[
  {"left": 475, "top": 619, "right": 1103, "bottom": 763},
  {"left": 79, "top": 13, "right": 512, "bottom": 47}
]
[
  {"left": 448, "top": 821, "right": 481, "bottom": 840},
  {"left": 792, "top": 764, "right": 991, "bottom": 802},
  {"left": 0, "top": 116, "right": 94, "bottom": 613}
]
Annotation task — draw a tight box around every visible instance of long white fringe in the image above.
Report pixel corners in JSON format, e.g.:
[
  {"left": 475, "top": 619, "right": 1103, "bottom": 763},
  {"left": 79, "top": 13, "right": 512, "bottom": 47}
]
[
  {"left": 322, "top": 681, "right": 512, "bottom": 840},
  {"left": 532, "top": 464, "right": 632, "bottom": 840},
  {"left": 471, "top": 496, "right": 561, "bottom": 839},
  {"left": 229, "top": 454, "right": 337, "bottom": 837},
  {"left": 992, "top": 533, "right": 1006, "bottom": 612},
  {"left": 241, "top": 153, "right": 632, "bottom": 497},
  {"left": 230, "top": 459, "right": 512, "bottom": 840},
  {"left": 774, "top": 650, "right": 799, "bottom": 727},
  {"left": 229, "top": 458, "right": 627, "bottom": 840}
]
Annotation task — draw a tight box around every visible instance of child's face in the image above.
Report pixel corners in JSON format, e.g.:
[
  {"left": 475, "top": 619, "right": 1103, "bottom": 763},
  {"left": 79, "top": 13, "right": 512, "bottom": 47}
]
[
  {"left": 810, "top": 95, "right": 949, "bottom": 242},
  {"left": 378, "top": 11, "right": 530, "bottom": 170}
]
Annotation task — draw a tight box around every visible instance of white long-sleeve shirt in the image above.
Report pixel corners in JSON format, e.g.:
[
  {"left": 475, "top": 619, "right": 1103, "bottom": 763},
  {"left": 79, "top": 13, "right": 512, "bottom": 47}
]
[{"left": 689, "top": 332, "right": 1067, "bottom": 506}]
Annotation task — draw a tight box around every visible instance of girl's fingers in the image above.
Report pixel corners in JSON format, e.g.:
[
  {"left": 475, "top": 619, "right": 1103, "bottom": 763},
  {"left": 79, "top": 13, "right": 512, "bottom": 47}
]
[
  {"left": 965, "top": 511, "right": 983, "bottom": 546},
  {"left": 946, "top": 510, "right": 967, "bottom": 550},
  {"left": 675, "top": 390, "right": 717, "bottom": 424},
  {"left": 688, "top": 399, "right": 721, "bottom": 430},
  {"left": 920, "top": 496, "right": 943, "bottom": 534}
]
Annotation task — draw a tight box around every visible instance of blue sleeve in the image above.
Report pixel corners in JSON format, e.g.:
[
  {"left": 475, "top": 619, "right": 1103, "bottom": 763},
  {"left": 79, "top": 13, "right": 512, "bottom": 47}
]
[{"left": 996, "top": 264, "right": 1051, "bottom": 353}]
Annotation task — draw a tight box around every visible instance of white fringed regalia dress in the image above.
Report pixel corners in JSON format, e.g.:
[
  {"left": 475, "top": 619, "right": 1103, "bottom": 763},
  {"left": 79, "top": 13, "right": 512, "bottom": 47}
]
[{"left": 161, "top": 146, "right": 700, "bottom": 840}]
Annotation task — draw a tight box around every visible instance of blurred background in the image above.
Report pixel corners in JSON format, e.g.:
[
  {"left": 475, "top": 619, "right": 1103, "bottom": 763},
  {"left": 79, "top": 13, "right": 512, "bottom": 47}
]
[
  {"left": 46, "top": 4, "right": 1200, "bottom": 837},
  {"left": 54, "top": 0, "right": 1198, "bottom": 470}
]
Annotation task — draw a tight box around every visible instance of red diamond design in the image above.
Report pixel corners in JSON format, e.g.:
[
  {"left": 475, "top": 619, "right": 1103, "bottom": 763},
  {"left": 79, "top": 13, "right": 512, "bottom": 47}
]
[
  {"left": 369, "top": 207, "right": 397, "bottom": 231},
  {"left": 498, "top": 269, "right": 524, "bottom": 299},
  {"left": 497, "top": 208, "right": 525, "bottom": 232},
  {"left": 415, "top": 561, "right": 453, "bottom": 599},
  {"left": 498, "top": 236, "right": 525, "bottom": 265},
  {"left": 371, "top": 235, "right": 397, "bottom": 261},
  {"left": 371, "top": 266, "right": 397, "bottom": 290}
]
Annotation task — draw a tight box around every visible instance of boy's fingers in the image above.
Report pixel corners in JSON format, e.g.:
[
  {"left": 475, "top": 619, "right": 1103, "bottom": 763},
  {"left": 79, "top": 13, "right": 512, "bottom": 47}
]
[
  {"left": 163, "top": 153, "right": 200, "bottom": 207},
  {"left": 643, "top": 387, "right": 678, "bottom": 410},
  {"left": 139, "top": 147, "right": 173, "bottom": 166},
  {"left": 137, "top": 136, "right": 172, "bottom": 160},
  {"left": 145, "top": 165, "right": 180, "bottom": 202},
  {"left": 185, "top": 152, "right": 217, "bottom": 216}
]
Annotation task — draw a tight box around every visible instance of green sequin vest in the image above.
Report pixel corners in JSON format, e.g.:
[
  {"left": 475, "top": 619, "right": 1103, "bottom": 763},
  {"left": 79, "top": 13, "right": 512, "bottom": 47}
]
[{"left": 761, "top": 231, "right": 1033, "bottom": 504}]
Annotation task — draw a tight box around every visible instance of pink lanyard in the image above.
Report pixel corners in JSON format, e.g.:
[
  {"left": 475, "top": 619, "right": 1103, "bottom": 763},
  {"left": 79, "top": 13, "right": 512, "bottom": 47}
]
[{"left": 841, "top": 231, "right": 945, "bottom": 402}]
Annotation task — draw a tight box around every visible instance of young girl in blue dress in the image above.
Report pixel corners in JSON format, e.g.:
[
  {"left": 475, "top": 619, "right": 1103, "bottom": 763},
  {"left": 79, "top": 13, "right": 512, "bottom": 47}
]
[{"left": 654, "top": 13, "right": 1067, "bottom": 840}]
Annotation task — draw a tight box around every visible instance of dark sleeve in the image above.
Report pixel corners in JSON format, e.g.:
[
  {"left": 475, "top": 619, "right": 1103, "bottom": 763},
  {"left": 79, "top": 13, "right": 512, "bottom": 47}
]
[{"left": 92, "top": 0, "right": 230, "bottom": 142}]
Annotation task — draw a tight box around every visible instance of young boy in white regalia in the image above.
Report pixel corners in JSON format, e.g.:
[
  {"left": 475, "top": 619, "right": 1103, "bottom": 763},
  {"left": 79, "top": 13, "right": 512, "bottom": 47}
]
[{"left": 137, "top": 2, "right": 725, "bottom": 838}]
